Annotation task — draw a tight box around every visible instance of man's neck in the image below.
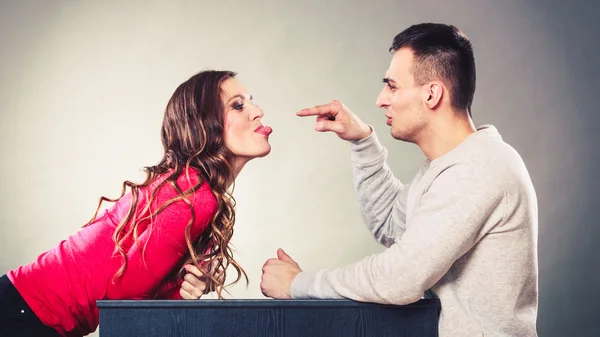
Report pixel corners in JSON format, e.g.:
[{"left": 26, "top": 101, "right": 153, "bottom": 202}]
[{"left": 417, "top": 112, "right": 476, "bottom": 161}]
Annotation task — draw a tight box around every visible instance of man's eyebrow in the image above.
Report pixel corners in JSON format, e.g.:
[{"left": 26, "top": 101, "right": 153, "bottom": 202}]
[{"left": 383, "top": 77, "right": 396, "bottom": 84}]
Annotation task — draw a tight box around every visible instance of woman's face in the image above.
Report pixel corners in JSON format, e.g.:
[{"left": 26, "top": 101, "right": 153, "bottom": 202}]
[{"left": 221, "top": 78, "right": 272, "bottom": 162}]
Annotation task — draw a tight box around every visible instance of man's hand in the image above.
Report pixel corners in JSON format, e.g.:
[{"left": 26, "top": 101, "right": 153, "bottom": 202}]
[
  {"left": 296, "top": 100, "right": 372, "bottom": 141},
  {"left": 260, "top": 248, "right": 302, "bottom": 299},
  {"left": 179, "top": 259, "right": 222, "bottom": 300}
]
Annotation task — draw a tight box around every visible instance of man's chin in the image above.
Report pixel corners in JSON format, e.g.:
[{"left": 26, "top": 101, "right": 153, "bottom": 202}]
[{"left": 391, "top": 129, "right": 414, "bottom": 143}]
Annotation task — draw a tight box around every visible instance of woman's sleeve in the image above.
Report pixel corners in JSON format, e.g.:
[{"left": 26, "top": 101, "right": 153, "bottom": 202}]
[{"left": 106, "top": 183, "right": 216, "bottom": 299}]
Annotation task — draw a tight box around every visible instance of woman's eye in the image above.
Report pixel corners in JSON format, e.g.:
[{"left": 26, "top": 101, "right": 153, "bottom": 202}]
[{"left": 233, "top": 103, "right": 244, "bottom": 111}]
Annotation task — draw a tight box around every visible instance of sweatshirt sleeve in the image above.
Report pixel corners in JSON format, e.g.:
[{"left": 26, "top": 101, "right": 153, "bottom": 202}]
[
  {"left": 350, "top": 129, "right": 410, "bottom": 247},
  {"left": 291, "top": 163, "right": 506, "bottom": 304},
  {"left": 106, "top": 182, "right": 216, "bottom": 299}
]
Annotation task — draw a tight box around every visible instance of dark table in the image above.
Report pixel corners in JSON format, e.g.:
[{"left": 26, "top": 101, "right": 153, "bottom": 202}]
[{"left": 97, "top": 298, "right": 440, "bottom": 337}]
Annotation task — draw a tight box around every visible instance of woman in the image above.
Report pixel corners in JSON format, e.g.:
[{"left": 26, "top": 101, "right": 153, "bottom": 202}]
[{"left": 0, "top": 70, "right": 272, "bottom": 337}]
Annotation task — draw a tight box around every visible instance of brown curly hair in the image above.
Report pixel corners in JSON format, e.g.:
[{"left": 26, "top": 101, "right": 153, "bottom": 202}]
[{"left": 84, "top": 70, "right": 247, "bottom": 298}]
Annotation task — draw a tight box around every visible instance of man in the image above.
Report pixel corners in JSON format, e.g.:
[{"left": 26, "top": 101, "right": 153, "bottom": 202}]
[{"left": 260, "top": 23, "right": 539, "bottom": 336}]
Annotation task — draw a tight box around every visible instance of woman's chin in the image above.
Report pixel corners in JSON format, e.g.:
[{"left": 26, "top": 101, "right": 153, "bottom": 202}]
[
  {"left": 242, "top": 146, "right": 272, "bottom": 160},
  {"left": 257, "top": 145, "right": 272, "bottom": 158}
]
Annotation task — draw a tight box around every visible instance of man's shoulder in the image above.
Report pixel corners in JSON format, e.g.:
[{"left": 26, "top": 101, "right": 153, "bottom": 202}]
[{"left": 428, "top": 139, "right": 527, "bottom": 190}]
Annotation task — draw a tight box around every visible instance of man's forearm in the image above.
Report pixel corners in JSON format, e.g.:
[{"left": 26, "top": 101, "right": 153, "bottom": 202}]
[{"left": 350, "top": 129, "right": 408, "bottom": 246}]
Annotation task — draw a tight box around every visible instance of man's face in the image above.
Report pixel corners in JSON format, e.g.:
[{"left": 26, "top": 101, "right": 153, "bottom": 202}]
[{"left": 376, "top": 48, "right": 427, "bottom": 143}]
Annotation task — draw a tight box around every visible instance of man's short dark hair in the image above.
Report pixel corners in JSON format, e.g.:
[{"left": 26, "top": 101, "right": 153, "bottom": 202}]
[{"left": 390, "top": 23, "right": 476, "bottom": 115}]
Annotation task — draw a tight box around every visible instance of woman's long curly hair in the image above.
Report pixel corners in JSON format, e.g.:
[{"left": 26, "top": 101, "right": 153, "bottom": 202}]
[{"left": 84, "top": 70, "right": 247, "bottom": 298}]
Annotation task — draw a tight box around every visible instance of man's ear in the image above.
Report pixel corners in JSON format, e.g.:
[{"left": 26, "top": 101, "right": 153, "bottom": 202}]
[{"left": 422, "top": 82, "right": 443, "bottom": 109}]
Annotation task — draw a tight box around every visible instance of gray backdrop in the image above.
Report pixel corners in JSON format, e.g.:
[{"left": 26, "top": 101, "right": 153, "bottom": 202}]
[{"left": 1, "top": 1, "right": 598, "bottom": 336}]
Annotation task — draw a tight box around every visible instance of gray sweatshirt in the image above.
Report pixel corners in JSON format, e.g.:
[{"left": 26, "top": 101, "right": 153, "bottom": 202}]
[{"left": 291, "top": 125, "right": 538, "bottom": 337}]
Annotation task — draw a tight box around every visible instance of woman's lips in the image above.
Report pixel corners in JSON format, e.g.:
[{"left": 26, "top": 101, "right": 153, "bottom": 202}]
[{"left": 255, "top": 126, "right": 273, "bottom": 136}]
